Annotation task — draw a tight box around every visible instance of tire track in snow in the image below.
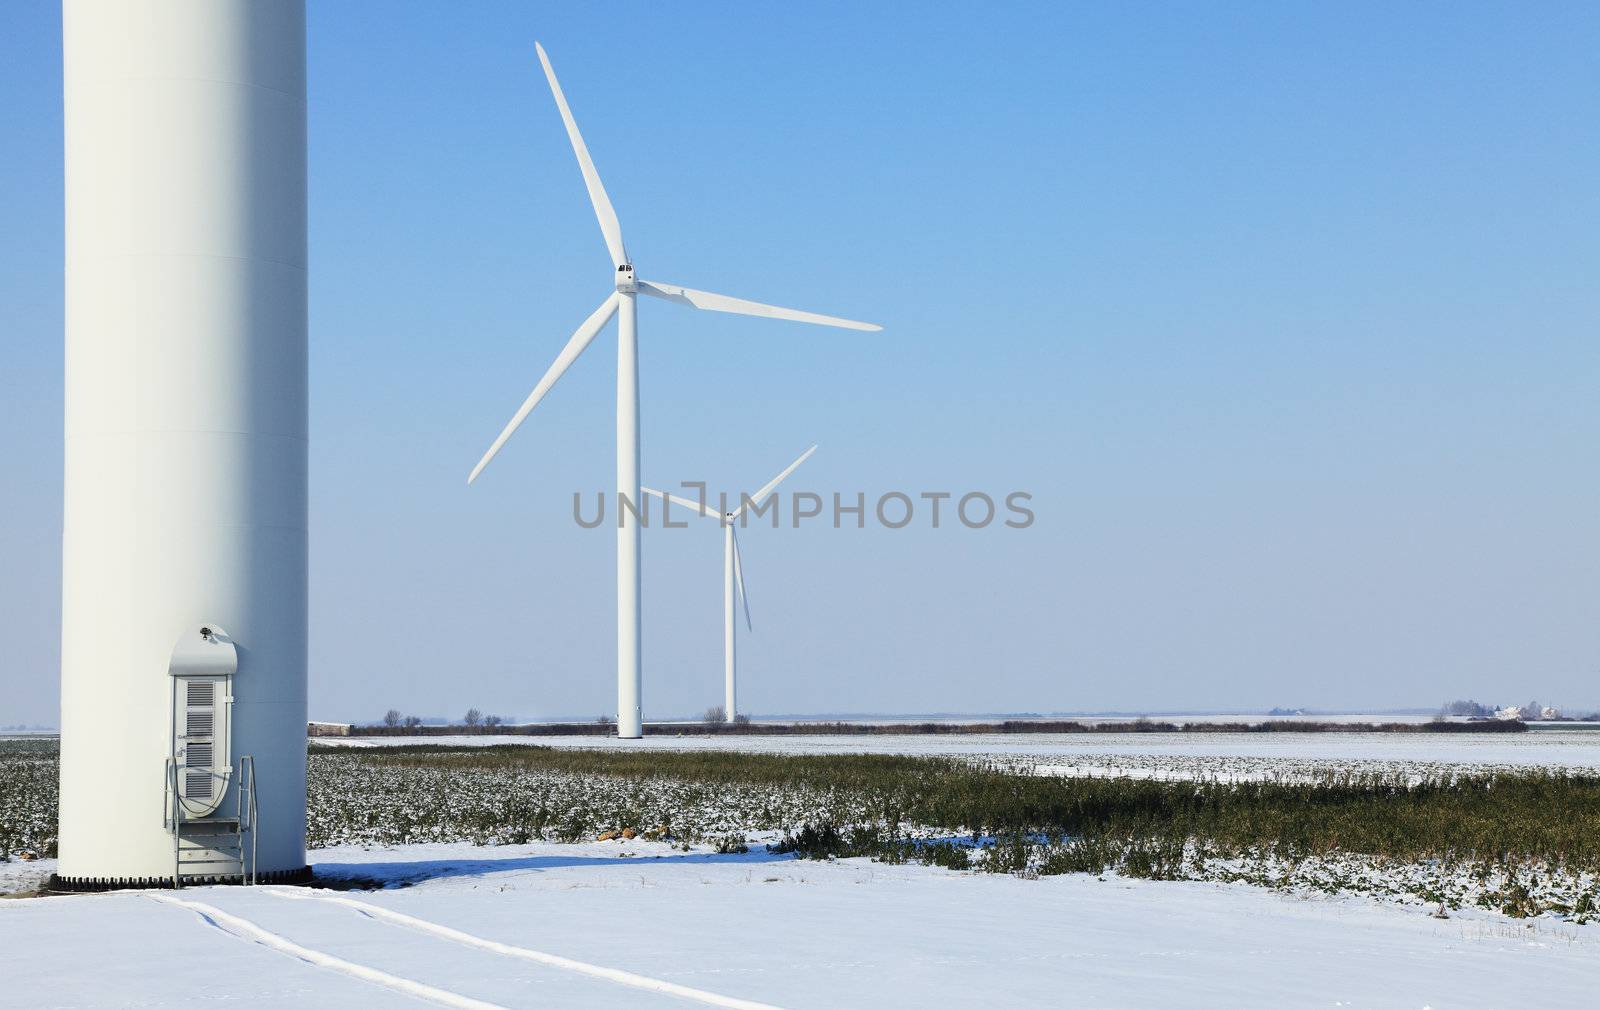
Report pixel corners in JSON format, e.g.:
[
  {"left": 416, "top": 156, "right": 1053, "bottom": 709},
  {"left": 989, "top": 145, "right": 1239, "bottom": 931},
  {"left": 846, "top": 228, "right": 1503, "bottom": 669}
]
[
  {"left": 263, "top": 887, "right": 786, "bottom": 1010},
  {"left": 146, "top": 893, "right": 508, "bottom": 1010}
]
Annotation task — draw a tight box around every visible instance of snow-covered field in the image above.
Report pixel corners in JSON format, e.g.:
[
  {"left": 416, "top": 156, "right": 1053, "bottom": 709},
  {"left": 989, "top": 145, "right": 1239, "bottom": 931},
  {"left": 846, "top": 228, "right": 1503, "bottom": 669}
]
[
  {"left": 3, "top": 839, "right": 1595, "bottom": 1009},
  {"left": 7, "top": 732, "right": 1599, "bottom": 1006},
  {"left": 319, "top": 728, "right": 1600, "bottom": 782}
]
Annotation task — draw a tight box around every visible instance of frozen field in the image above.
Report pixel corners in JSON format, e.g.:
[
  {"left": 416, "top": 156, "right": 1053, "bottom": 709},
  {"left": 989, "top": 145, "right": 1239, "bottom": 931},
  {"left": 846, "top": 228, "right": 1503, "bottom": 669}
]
[
  {"left": 2, "top": 839, "right": 1594, "bottom": 1009},
  {"left": 5, "top": 733, "right": 1598, "bottom": 1007},
  {"left": 318, "top": 728, "right": 1600, "bottom": 781}
]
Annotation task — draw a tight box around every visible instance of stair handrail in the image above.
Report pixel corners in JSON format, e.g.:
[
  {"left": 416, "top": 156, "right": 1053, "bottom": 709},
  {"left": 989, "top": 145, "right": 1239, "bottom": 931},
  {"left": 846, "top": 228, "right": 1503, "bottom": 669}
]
[
  {"left": 165, "top": 756, "right": 180, "bottom": 887},
  {"left": 166, "top": 751, "right": 260, "bottom": 888}
]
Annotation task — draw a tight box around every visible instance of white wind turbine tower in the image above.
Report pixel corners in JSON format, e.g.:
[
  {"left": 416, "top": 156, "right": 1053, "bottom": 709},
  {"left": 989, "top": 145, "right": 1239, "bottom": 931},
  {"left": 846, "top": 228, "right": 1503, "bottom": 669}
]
[
  {"left": 643, "top": 444, "right": 817, "bottom": 723},
  {"left": 469, "top": 45, "right": 880, "bottom": 739}
]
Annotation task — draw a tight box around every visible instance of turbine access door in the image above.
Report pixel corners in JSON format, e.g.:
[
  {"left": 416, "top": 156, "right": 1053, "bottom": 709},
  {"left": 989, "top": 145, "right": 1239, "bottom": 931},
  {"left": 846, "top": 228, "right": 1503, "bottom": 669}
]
[{"left": 168, "top": 626, "right": 237, "bottom": 818}]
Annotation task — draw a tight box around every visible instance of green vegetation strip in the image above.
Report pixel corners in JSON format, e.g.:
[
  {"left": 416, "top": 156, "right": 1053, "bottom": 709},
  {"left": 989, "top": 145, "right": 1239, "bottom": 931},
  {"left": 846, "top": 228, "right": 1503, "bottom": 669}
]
[{"left": 323, "top": 745, "right": 1600, "bottom": 870}]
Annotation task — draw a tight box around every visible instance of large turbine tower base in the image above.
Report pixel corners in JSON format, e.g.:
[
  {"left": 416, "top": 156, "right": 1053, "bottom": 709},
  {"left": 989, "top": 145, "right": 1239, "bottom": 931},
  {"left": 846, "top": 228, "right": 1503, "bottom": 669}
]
[{"left": 58, "top": 0, "right": 309, "bottom": 880}]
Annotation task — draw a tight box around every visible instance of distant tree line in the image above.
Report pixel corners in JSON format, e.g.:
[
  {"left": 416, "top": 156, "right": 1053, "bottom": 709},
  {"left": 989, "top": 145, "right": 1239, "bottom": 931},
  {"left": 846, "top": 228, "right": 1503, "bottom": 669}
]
[
  {"left": 700, "top": 706, "right": 753, "bottom": 726},
  {"left": 342, "top": 716, "right": 1534, "bottom": 738},
  {"left": 377, "top": 708, "right": 506, "bottom": 732},
  {"left": 462, "top": 708, "right": 505, "bottom": 729}
]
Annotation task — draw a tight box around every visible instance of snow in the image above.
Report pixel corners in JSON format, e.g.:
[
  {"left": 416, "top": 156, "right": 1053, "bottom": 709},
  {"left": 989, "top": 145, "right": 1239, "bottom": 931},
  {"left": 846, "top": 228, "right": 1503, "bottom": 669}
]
[
  {"left": 3, "top": 839, "right": 1595, "bottom": 1008},
  {"left": 316, "top": 728, "right": 1600, "bottom": 780},
  {"left": 10, "top": 731, "right": 1600, "bottom": 1005}
]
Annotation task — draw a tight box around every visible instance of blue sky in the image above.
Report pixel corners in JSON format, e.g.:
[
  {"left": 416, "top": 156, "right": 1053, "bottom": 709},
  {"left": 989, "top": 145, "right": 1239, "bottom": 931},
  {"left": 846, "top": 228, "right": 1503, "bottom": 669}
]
[{"left": 3, "top": 1, "right": 1597, "bottom": 724}]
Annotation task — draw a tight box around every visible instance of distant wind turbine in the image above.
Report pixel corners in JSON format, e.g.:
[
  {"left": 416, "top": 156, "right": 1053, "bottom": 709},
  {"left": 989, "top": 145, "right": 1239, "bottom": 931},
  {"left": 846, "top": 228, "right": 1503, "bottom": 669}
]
[
  {"left": 643, "top": 445, "right": 817, "bottom": 723},
  {"left": 467, "top": 45, "right": 880, "bottom": 739}
]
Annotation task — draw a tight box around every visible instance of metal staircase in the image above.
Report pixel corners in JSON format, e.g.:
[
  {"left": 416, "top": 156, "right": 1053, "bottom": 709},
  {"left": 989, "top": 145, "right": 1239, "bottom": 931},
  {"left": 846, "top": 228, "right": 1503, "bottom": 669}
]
[{"left": 164, "top": 755, "right": 257, "bottom": 887}]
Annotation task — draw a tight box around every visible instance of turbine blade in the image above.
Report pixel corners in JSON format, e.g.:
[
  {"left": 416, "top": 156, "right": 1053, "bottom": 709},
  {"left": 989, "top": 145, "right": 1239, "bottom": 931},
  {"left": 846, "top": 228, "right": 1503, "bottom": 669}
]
[
  {"left": 535, "top": 43, "right": 627, "bottom": 269},
  {"left": 637, "top": 280, "right": 881, "bottom": 332},
  {"left": 640, "top": 486, "right": 718, "bottom": 520},
  {"left": 734, "top": 444, "right": 817, "bottom": 519},
  {"left": 732, "top": 525, "right": 752, "bottom": 632},
  {"left": 467, "top": 292, "right": 620, "bottom": 484}
]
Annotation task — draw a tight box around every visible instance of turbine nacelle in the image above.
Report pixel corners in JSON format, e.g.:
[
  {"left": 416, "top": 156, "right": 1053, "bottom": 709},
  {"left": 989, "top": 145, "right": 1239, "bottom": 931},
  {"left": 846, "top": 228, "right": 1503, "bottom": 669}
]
[{"left": 616, "top": 264, "right": 637, "bottom": 294}]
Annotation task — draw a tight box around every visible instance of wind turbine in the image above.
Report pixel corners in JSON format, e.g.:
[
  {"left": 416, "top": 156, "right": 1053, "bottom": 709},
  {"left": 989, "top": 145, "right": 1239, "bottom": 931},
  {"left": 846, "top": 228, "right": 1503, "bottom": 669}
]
[
  {"left": 643, "top": 444, "right": 817, "bottom": 723},
  {"left": 468, "top": 44, "right": 880, "bottom": 739}
]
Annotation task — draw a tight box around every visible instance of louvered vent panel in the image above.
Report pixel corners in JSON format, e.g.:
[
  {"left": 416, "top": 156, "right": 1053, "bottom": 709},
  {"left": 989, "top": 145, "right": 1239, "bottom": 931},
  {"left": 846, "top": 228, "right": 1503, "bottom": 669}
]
[
  {"left": 184, "top": 770, "right": 211, "bottom": 799},
  {"left": 187, "top": 743, "right": 214, "bottom": 768},
  {"left": 187, "top": 711, "right": 214, "bottom": 736},
  {"left": 187, "top": 681, "right": 215, "bottom": 706}
]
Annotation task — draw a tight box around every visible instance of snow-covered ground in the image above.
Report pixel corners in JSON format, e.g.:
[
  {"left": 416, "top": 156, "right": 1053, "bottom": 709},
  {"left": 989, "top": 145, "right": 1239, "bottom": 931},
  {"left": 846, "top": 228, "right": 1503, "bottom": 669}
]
[
  {"left": 8, "top": 733, "right": 1598, "bottom": 1006},
  {"left": 3, "top": 839, "right": 1594, "bottom": 1009},
  {"left": 317, "top": 728, "right": 1600, "bottom": 781}
]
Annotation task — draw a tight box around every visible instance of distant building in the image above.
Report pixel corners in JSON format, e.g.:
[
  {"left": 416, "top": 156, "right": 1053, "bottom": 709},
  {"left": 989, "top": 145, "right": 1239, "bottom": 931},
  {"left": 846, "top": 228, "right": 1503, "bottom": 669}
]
[{"left": 1491, "top": 704, "right": 1559, "bottom": 721}]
